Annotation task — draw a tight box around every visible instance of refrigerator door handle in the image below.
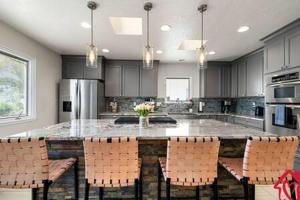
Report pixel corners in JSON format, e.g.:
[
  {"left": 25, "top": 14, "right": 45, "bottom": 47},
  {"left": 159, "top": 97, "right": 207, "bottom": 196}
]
[
  {"left": 79, "top": 83, "right": 82, "bottom": 118},
  {"left": 75, "top": 82, "right": 79, "bottom": 119}
]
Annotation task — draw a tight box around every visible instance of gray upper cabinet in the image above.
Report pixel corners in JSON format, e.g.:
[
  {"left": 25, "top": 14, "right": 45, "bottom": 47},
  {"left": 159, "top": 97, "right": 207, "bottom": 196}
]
[
  {"left": 140, "top": 62, "right": 158, "bottom": 97},
  {"left": 246, "top": 51, "right": 264, "bottom": 96},
  {"left": 285, "top": 27, "right": 300, "bottom": 69},
  {"left": 205, "top": 64, "right": 222, "bottom": 97},
  {"left": 62, "top": 56, "right": 84, "bottom": 79},
  {"left": 238, "top": 60, "right": 247, "bottom": 97},
  {"left": 105, "top": 64, "right": 122, "bottom": 97},
  {"left": 263, "top": 23, "right": 300, "bottom": 74},
  {"left": 62, "top": 55, "right": 105, "bottom": 80},
  {"left": 123, "top": 64, "right": 140, "bottom": 97},
  {"left": 104, "top": 60, "right": 159, "bottom": 97},
  {"left": 222, "top": 66, "right": 231, "bottom": 98},
  {"left": 264, "top": 38, "right": 285, "bottom": 74},
  {"left": 231, "top": 62, "right": 238, "bottom": 97}
]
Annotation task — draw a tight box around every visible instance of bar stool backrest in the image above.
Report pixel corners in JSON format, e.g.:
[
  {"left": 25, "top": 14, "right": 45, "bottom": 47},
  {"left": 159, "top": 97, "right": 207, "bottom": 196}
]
[
  {"left": 83, "top": 137, "right": 139, "bottom": 187},
  {"left": 243, "top": 136, "right": 299, "bottom": 184},
  {"left": 0, "top": 138, "right": 49, "bottom": 188},
  {"left": 166, "top": 137, "right": 220, "bottom": 186}
]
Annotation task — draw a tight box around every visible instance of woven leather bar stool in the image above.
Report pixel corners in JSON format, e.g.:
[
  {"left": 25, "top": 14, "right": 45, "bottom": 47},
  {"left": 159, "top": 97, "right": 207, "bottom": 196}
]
[
  {"left": 83, "top": 137, "right": 142, "bottom": 200},
  {"left": 219, "top": 136, "right": 299, "bottom": 200},
  {"left": 158, "top": 137, "right": 220, "bottom": 200},
  {"left": 0, "top": 137, "right": 78, "bottom": 200}
]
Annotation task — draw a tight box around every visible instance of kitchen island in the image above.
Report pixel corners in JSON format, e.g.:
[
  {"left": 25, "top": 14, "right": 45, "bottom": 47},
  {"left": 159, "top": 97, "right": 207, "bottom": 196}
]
[{"left": 9, "top": 119, "right": 274, "bottom": 200}]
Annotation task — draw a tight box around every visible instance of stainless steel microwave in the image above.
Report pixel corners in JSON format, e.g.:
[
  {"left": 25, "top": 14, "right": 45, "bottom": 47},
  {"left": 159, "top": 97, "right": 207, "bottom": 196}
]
[{"left": 265, "top": 72, "right": 300, "bottom": 103}]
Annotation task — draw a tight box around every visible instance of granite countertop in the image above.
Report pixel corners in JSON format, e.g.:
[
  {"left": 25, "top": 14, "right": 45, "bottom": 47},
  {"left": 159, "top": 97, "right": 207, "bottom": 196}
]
[
  {"left": 99, "top": 112, "right": 168, "bottom": 116},
  {"left": 99, "top": 112, "right": 264, "bottom": 121},
  {"left": 9, "top": 119, "right": 274, "bottom": 140}
]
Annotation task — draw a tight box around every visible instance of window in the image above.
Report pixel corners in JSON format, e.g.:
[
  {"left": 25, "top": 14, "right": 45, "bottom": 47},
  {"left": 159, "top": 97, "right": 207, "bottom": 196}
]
[
  {"left": 0, "top": 50, "right": 29, "bottom": 119},
  {"left": 166, "top": 78, "right": 191, "bottom": 102}
]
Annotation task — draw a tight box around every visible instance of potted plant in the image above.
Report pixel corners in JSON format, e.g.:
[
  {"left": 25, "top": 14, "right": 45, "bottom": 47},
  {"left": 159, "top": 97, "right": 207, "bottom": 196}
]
[{"left": 134, "top": 103, "right": 153, "bottom": 128}]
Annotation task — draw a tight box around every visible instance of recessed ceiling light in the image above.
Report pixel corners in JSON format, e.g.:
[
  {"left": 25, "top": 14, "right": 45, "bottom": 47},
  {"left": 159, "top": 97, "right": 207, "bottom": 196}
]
[
  {"left": 237, "top": 26, "right": 250, "bottom": 33},
  {"left": 208, "top": 51, "right": 216, "bottom": 55},
  {"left": 160, "top": 25, "right": 171, "bottom": 32},
  {"left": 156, "top": 50, "right": 163, "bottom": 54},
  {"left": 81, "top": 22, "right": 91, "bottom": 29},
  {"left": 102, "top": 49, "right": 110, "bottom": 53}
]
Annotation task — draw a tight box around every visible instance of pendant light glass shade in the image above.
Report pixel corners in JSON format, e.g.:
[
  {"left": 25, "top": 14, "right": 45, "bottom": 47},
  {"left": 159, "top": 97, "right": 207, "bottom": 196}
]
[
  {"left": 196, "top": 46, "right": 207, "bottom": 69},
  {"left": 86, "top": 44, "right": 98, "bottom": 68},
  {"left": 143, "top": 45, "right": 154, "bottom": 69}
]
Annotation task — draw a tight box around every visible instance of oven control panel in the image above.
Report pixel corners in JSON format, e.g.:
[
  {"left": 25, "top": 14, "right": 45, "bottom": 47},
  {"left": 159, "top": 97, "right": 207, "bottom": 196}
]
[{"left": 272, "top": 72, "right": 299, "bottom": 83}]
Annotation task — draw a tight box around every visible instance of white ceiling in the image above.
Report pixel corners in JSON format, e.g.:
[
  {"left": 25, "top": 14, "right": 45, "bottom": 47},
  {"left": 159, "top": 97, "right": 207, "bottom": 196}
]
[{"left": 0, "top": 0, "right": 299, "bottom": 63}]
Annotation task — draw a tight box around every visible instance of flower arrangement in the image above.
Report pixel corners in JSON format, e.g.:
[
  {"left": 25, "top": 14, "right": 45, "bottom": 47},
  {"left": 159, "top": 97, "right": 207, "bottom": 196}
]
[{"left": 134, "top": 103, "right": 153, "bottom": 117}]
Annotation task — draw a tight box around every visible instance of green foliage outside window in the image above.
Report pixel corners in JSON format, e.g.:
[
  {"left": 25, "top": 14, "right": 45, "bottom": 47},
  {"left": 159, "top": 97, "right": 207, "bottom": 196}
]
[{"left": 0, "top": 52, "right": 27, "bottom": 118}]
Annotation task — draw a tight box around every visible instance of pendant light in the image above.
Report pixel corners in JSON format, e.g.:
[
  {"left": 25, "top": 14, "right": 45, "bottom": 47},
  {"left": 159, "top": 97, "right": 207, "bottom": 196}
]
[
  {"left": 196, "top": 4, "right": 208, "bottom": 69},
  {"left": 86, "top": 1, "right": 98, "bottom": 68},
  {"left": 143, "top": 2, "right": 154, "bottom": 70}
]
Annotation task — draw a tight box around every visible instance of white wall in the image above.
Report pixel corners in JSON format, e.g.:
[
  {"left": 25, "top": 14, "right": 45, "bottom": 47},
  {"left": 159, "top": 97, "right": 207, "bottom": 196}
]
[
  {"left": 0, "top": 21, "right": 61, "bottom": 136},
  {"left": 157, "top": 63, "right": 199, "bottom": 98}
]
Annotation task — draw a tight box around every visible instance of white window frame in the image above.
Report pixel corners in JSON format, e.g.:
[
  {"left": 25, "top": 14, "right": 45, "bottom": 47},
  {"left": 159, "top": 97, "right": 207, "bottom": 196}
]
[
  {"left": 0, "top": 46, "right": 36, "bottom": 126},
  {"left": 165, "top": 77, "right": 192, "bottom": 104}
]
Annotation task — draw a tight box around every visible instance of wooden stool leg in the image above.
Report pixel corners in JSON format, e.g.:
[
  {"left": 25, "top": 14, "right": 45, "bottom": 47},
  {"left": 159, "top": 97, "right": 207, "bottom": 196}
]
[
  {"left": 99, "top": 187, "right": 104, "bottom": 200},
  {"left": 213, "top": 179, "right": 218, "bottom": 200},
  {"left": 157, "top": 162, "right": 161, "bottom": 200},
  {"left": 43, "top": 180, "right": 50, "bottom": 200},
  {"left": 166, "top": 178, "right": 171, "bottom": 200},
  {"left": 139, "top": 165, "right": 143, "bottom": 200},
  {"left": 252, "top": 185, "right": 255, "bottom": 200},
  {"left": 84, "top": 179, "right": 90, "bottom": 200},
  {"left": 242, "top": 178, "right": 249, "bottom": 200},
  {"left": 134, "top": 178, "right": 139, "bottom": 200},
  {"left": 74, "top": 160, "right": 79, "bottom": 200},
  {"left": 31, "top": 188, "right": 37, "bottom": 200},
  {"left": 196, "top": 186, "right": 200, "bottom": 200},
  {"left": 289, "top": 180, "right": 296, "bottom": 200}
]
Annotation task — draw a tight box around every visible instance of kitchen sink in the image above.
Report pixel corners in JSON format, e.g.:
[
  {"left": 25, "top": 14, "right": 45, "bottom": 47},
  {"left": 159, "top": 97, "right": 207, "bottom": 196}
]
[{"left": 114, "top": 117, "right": 177, "bottom": 124}]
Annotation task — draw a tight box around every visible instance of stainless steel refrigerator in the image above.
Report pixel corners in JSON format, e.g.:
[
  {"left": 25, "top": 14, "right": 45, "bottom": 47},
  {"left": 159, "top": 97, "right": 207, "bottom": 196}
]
[{"left": 59, "top": 79, "right": 105, "bottom": 122}]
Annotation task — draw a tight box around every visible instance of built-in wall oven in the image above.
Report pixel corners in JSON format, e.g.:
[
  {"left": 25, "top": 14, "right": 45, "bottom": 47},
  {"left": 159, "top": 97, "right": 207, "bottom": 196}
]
[{"left": 265, "top": 71, "right": 300, "bottom": 136}]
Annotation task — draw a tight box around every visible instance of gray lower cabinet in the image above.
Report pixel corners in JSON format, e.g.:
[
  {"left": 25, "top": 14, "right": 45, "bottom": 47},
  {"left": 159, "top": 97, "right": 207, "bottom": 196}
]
[
  {"left": 285, "top": 27, "right": 300, "bottom": 69},
  {"left": 231, "top": 63, "right": 238, "bottom": 98},
  {"left": 123, "top": 65, "right": 140, "bottom": 97},
  {"left": 105, "top": 65, "right": 122, "bottom": 96},
  {"left": 238, "top": 60, "right": 247, "bottom": 97},
  {"left": 62, "top": 55, "right": 105, "bottom": 80},
  {"left": 246, "top": 51, "right": 264, "bottom": 96},
  {"left": 140, "top": 63, "right": 158, "bottom": 97}
]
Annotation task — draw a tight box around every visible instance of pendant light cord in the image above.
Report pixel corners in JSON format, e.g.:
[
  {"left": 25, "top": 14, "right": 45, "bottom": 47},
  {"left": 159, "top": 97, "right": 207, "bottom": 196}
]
[
  {"left": 201, "top": 10, "right": 203, "bottom": 47},
  {"left": 91, "top": 8, "right": 94, "bottom": 45},
  {"left": 147, "top": 10, "right": 149, "bottom": 47}
]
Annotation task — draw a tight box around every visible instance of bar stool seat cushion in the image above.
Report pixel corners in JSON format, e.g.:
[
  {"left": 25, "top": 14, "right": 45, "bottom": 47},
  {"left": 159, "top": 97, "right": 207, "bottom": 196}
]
[
  {"left": 218, "top": 157, "right": 243, "bottom": 181},
  {"left": 49, "top": 158, "right": 77, "bottom": 182},
  {"left": 159, "top": 157, "right": 214, "bottom": 186}
]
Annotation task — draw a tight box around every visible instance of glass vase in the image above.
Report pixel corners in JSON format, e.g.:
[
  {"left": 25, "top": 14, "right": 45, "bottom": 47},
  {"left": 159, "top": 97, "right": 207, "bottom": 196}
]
[{"left": 139, "top": 116, "right": 149, "bottom": 128}]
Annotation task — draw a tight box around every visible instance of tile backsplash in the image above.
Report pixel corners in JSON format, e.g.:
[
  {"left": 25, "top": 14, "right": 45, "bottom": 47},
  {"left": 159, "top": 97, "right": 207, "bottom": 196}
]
[{"left": 105, "top": 96, "right": 265, "bottom": 116}]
